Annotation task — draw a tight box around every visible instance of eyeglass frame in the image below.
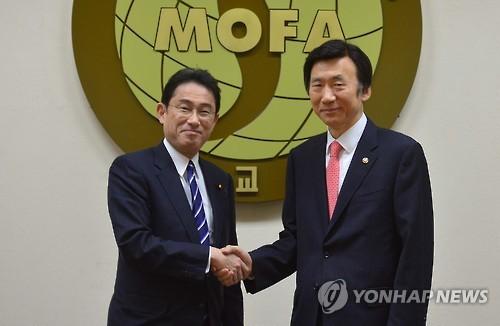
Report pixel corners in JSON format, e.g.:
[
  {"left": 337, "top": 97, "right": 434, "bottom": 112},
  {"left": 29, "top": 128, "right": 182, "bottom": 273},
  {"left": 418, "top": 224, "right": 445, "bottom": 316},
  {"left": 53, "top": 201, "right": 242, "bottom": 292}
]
[{"left": 167, "top": 103, "right": 217, "bottom": 121}]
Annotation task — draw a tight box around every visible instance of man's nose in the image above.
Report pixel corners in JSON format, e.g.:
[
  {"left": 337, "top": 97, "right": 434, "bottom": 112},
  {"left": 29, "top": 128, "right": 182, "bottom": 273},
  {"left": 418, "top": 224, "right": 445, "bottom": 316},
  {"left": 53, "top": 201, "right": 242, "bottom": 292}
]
[
  {"left": 186, "top": 112, "right": 201, "bottom": 125},
  {"left": 321, "top": 87, "right": 336, "bottom": 103}
]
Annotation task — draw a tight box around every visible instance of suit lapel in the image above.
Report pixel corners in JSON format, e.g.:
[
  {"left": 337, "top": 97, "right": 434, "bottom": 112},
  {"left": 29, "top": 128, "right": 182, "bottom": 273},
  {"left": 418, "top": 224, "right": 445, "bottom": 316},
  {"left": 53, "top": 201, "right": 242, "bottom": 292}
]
[
  {"left": 309, "top": 134, "right": 331, "bottom": 232},
  {"left": 153, "top": 144, "right": 199, "bottom": 243},
  {"left": 326, "top": 120, "right": 379, "bottom": 235}
]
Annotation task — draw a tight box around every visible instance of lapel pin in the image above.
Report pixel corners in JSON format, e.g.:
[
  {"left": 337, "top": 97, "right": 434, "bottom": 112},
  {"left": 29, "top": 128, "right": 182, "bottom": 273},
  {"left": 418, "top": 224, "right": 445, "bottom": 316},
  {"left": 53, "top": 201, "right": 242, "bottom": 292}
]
[
  {"left": 217, "top": 184, "right": 223, "bottom": 190},
  {"left": 362, "top": 157, "right": 369, "bottom": 164}
]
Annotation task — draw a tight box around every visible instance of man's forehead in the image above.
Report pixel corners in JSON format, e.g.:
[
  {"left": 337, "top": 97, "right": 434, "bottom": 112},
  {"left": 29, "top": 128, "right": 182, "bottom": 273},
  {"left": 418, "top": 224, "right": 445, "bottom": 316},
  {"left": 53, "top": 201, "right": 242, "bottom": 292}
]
[
  {"left": 311, "top": 73, "right": 346, "bottom": 81},
  {"left": 171, "top": 82, "right": 215, "bottom": 104},
  {"left": 175, "top": 97, "right": 214, "bottom": 108},
  {"left": 310, "top": 58, "right": 357, "bottom": 80}
]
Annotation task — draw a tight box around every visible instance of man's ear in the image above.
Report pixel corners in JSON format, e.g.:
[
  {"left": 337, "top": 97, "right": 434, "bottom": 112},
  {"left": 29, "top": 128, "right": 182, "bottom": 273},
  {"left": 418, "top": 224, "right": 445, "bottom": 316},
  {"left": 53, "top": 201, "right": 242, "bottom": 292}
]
[
  {"left": 361, "top": 87, "right": 372, "bottom": 102},
  {"left": 156, "top": 103, "right": 167, "bottom": 123}
]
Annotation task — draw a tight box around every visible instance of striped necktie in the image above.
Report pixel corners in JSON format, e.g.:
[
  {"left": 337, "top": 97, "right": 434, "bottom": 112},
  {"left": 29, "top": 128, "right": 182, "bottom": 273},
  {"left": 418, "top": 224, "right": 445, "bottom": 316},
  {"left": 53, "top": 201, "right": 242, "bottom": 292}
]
[{"left": 186, "top": 161, "right": 210, "bottom": 245}]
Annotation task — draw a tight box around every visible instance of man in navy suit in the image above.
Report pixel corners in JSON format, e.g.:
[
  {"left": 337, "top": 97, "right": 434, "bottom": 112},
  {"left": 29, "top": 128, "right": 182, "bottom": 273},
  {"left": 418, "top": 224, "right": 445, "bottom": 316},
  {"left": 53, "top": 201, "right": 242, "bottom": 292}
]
[
  {"left": 107, "top": 68, "right": 245, "bottom": 325},
  {"left": 220, "top": 40, "right": 434, "bottom": 325}
]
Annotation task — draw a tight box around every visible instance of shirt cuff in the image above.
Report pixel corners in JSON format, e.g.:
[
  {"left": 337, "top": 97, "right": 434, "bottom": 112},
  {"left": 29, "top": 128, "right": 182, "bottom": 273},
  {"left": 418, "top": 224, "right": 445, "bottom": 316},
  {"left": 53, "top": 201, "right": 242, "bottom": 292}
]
[{"left": 205, "top": 246, "right": 211, "bottom": 274}]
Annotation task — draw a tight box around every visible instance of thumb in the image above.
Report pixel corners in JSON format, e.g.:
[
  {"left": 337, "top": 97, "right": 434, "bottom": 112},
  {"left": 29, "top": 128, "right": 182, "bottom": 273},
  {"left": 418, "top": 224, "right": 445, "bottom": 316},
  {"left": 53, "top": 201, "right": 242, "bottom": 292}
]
[{"left": 221, "top": 245, "right": 237, "bottom": 255}]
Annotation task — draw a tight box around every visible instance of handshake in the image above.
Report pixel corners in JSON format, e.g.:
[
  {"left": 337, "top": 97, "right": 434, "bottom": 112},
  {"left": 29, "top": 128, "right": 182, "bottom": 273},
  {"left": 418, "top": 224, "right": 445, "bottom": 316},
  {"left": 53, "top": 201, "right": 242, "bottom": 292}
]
[{"left": 210, "top": 246, "right": 252, "bottom": 287}]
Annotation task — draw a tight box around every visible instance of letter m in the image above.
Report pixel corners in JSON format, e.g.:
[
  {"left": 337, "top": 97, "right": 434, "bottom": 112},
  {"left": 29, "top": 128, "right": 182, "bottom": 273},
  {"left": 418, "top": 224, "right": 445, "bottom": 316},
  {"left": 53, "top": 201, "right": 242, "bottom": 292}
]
[{"left": 154, "top": 8, "right": 211, "bottom": 52}]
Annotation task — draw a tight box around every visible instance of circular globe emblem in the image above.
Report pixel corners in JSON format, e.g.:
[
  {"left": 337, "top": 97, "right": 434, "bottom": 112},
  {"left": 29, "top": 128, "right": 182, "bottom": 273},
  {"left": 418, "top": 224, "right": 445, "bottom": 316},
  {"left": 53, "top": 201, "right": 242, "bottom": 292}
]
[{"left": 73, "top": 0, "right": 422, "bottom": 202}]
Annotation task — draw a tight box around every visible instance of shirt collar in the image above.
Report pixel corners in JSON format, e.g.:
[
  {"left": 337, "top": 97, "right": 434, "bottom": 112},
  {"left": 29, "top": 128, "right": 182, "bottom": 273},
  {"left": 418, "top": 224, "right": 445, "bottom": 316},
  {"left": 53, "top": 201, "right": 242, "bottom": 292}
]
[
  {"left": 326, "top": 113, "right": 367, "bottom": 155},
  {"left": 162, "top": 138, "right": 200, "bottom": 177}
]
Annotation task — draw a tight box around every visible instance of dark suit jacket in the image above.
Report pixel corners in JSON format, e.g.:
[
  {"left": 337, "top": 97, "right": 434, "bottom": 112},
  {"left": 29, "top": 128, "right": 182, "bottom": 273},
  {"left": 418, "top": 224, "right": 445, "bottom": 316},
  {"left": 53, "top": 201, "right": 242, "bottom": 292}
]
[
  {"left": 107, "top": 143, "right": 243, "bottom": 326},
  {"left": 245, "top": 119, "right": 433, "bottom": 326}
]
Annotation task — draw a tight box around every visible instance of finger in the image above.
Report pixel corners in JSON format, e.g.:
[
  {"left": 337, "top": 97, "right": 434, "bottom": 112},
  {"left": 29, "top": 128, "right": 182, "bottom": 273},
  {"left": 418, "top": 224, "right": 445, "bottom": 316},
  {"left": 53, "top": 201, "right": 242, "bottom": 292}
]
[
  {"left": 232, "top": 247, "right": 248, "bottom": 263},
  {"left": 235, "top": 264, "right": 243, "bottom": 281},
  {"left": 232, "top": 272, "right": 239, "bottom": 285},
  {"left": 225, "top": 255, "right": 243, "bottom": 280},
  {"left": 216, "top": 268, "right": 233, "bottom": 279},
  {"left": 221, "top": 245, "right": 236, "bottom": 255},
  {"left": 220, "top": 272, "right": 236, "bottom": 286},
  {"left": 241, "top": 261, "right": 251, "bottom": 279},
  {"left": 214, "top": 268, "right": 230, "bottom": 278}
]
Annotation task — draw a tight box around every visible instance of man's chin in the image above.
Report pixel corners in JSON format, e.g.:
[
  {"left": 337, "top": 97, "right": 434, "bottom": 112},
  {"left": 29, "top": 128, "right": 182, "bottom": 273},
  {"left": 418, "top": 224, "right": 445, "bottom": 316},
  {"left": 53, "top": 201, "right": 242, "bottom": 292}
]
[
  {"left": 179, "top": 140, "right": 203, "bottom": 154},
  {"left": 323, "top": 118, "right": 343, "bottom": 129}
]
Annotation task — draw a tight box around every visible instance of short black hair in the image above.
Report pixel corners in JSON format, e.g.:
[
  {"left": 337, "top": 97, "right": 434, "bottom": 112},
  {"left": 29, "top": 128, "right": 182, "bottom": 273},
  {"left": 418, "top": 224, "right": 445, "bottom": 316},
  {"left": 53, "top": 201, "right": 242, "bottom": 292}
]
[
  {"left": 161, "top": 68, "right": 221, "bottom": 112},
  {"left": 303, "top": 39, "right": 372, "bottom": 94}
]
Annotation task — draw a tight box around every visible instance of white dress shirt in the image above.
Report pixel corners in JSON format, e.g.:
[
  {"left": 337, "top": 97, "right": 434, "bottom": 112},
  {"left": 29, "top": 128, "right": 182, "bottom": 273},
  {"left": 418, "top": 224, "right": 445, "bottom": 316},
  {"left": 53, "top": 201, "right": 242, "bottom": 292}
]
[
  {"left": 325, "top": 113, "right": 367, "bottom": 193},
  {"left": 163, "top": 138, "right": 213, "bottom": 272}
]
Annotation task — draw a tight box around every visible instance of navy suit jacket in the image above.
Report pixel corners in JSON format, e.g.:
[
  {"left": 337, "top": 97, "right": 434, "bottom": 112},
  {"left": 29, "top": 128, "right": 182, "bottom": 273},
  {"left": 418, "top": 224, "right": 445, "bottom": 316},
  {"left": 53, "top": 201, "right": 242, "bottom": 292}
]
[
  {"left": 107, "top": 143, "right": 243, "bottom": 326},
  {"left": 245, "top": 119, "right": 433, "bottom": 326}
]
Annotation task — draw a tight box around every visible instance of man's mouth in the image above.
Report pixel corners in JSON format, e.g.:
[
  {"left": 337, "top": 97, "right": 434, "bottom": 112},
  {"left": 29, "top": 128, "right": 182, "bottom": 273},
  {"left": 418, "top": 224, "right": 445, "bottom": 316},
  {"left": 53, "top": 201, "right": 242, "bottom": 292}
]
[
  {"left": 321, "top": 107, "right": 340, "bottom": 113},
  {"left": 182, "top": 129, "right": 202, "bottom": 135}
]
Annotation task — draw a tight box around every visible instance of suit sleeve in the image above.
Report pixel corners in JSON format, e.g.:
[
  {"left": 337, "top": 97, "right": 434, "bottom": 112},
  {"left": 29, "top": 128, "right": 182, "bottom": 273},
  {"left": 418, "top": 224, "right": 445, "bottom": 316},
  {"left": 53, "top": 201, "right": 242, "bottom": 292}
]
[
  {"left": 108, "top": 156, "right": 209, "bottom": 281},
  {"left": 244, "top": 152, "right": 298, "bottom": 293},
  {"left": 388, "top": 142, "right": 434, "bottom": 325},
  {"left": 221, "top": 174, "right": 244, "bottom": 325}
]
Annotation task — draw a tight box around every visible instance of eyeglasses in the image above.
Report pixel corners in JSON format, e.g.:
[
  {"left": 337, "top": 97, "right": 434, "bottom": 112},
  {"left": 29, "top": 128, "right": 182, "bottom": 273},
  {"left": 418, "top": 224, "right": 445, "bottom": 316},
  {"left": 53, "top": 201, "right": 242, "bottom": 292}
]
[{"left": 169, "top": 104, "right": 216, "bottom": 121}]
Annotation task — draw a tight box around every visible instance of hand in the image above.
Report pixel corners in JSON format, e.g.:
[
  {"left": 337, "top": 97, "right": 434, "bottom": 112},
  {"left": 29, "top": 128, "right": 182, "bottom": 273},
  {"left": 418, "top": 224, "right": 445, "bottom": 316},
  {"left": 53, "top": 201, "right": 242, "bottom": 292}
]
[
  {"left": 214, "top": 246, "right": 253, "bottom": 286},
  {"left": 222, "top": 245, "right": 252, "bottom": 278},
  {"left": 210, "top": 247, "right": 247, "bottom": 286}
]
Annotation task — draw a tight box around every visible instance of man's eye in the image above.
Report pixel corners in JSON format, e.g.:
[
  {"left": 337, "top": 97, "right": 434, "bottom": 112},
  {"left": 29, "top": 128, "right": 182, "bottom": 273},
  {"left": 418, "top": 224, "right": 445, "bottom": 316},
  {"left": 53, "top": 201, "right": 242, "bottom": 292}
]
[{"left": 179, "top": 106, "right": 190, "bottom": 112}]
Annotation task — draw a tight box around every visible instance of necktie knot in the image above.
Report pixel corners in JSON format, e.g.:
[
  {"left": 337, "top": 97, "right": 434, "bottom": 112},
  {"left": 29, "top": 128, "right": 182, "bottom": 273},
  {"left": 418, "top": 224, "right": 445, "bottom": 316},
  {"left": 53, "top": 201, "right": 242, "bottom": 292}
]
[
  {"left": 186, "top": 160, "right": 197, "bottom": 183},
  {"left": 330, "top": 141, "right": 343, "bottom": 158},
  {"left": 187, "top": 160, "right": 195, "bottom": 173}
]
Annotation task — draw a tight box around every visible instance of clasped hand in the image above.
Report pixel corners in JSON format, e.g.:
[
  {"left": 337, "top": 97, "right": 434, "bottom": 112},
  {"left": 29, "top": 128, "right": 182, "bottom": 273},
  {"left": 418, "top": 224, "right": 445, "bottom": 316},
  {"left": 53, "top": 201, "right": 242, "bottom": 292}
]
[{"left": 210, "top": 246, "right": 252, "bottom": 286}]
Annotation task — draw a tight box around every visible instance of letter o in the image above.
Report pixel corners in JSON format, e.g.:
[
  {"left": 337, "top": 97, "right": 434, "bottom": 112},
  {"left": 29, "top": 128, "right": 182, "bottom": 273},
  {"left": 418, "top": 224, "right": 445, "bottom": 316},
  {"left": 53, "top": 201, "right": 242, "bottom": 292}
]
[
  {"left": 364, "top": 290, "right": 378, "bottom": 304},
  {"left": 217, "top": 8, "right": 262, "bottom": 52}
]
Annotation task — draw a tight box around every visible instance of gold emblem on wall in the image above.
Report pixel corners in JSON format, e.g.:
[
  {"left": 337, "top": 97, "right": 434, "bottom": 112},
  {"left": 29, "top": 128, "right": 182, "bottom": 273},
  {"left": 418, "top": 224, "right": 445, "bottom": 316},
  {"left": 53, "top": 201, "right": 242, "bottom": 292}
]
[
  {"left": 236, "top": 166, "right": 259, "bottom": 194},
  {"left": 72, "top": 0, "right": 422, "bottom": 202}
]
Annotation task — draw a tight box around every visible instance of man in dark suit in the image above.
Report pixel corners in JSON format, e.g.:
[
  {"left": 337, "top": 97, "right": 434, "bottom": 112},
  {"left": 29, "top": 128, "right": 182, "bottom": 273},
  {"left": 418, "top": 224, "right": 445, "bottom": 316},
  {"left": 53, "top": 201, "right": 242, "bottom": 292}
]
[
  {"left": 107, "top": 68, "right": 245, "bottom": 325},
  {"left": 219, "top": 40, "right": 434, "bottom": 325}
]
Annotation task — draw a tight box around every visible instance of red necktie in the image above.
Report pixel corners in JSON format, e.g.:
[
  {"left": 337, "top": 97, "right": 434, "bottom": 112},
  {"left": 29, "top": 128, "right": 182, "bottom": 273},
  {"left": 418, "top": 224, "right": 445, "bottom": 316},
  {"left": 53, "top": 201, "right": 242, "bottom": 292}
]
[{"left": 326, "top": 141, "right": 342, "bottom": 219}]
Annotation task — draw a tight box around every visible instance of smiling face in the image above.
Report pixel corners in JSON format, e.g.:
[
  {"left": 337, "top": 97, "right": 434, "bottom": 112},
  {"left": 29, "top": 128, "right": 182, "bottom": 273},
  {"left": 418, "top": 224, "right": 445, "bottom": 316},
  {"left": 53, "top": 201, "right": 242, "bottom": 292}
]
[
  {"left": 157, "top": 82, "right": 218, "bottom": 158},
  {"left": 308, "top": 56, "right": 371, "bottom": 138}
]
